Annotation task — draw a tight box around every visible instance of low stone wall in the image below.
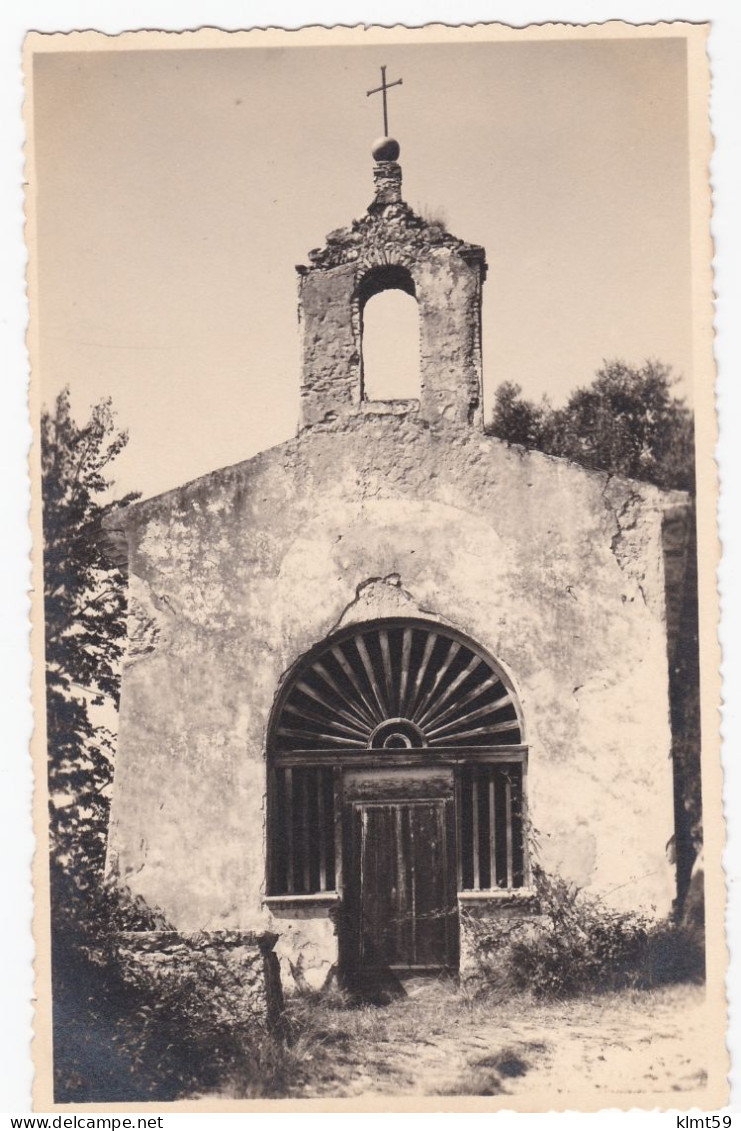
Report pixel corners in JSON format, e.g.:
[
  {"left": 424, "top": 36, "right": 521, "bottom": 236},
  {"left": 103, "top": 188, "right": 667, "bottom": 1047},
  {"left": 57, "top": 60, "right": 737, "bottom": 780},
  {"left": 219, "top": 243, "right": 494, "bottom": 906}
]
[
  {"left": 266, "top": 900, "right": 339, "bottom": 994},
  {"left": 458, "top": 895, "right": 542, "bottom": 985},
  {"left": 113, "top": 930, "right": 283, "bottom": 1031}
]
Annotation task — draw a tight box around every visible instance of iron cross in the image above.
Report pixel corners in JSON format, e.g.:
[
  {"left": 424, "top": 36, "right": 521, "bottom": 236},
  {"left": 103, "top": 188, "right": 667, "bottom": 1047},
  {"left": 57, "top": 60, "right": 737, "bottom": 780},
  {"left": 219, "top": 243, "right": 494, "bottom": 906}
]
[{"left": 367, "top": 65, "right": 403, "bottom": 136}]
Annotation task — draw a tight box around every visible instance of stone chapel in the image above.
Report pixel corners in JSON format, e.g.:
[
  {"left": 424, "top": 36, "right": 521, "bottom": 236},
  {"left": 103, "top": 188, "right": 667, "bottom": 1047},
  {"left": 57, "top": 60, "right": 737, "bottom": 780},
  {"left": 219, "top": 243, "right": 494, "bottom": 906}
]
[{"left": 106, "top": 129, "right": 695, "bottom": 1001}]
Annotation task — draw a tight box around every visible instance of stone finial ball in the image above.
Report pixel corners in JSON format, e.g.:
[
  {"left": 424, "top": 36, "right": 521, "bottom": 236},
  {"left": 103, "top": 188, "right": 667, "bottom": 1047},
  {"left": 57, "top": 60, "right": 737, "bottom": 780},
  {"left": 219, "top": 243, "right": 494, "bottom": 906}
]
[{"left": 372, "top": 136, "right": 400, "bottom": 162}]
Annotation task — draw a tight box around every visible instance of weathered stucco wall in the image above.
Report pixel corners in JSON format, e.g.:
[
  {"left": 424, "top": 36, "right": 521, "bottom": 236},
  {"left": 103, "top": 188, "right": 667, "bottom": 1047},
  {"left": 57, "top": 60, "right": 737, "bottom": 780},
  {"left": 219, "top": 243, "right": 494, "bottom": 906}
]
[
  {"left": 108, "top": 414, "right": 679, "bottom": 965},
  {"left": 106, "top": 151, "right": 686, "bottom": 991}
]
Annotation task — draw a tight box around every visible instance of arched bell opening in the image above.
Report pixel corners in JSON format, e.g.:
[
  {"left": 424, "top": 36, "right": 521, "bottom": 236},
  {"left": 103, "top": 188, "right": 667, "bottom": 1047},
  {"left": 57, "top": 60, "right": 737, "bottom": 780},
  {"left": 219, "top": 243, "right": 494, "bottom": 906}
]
[
  {"left": 266, "top": 618, "right": 529, "bottom": 977},
  {"left": 357, "top": 265, "right": 420, "bottom": 403}
]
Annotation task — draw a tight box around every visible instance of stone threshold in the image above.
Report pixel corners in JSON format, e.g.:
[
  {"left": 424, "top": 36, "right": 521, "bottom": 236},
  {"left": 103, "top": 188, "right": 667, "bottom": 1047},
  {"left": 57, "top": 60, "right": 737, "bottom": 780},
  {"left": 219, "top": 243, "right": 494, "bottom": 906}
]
[
  {"left": 263, "top": 892, "right": 341, "bottom": 908},
  {"left": 458, "top": 888, "right": 539, "bottom": 902}
]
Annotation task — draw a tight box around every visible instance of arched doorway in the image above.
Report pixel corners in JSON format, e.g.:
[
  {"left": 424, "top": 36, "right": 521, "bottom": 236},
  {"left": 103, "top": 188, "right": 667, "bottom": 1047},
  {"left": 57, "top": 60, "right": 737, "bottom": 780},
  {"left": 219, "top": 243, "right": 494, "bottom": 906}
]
[{"left": 267, "top": 619, "right": 527, "bottom": 981}]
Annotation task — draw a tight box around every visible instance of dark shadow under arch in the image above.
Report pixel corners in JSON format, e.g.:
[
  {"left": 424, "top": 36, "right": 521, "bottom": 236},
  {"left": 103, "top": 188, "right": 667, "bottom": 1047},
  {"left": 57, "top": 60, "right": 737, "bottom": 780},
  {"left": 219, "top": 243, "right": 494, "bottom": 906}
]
[{"left": 356, "top": 263, "right": 416, "bottom": 308}]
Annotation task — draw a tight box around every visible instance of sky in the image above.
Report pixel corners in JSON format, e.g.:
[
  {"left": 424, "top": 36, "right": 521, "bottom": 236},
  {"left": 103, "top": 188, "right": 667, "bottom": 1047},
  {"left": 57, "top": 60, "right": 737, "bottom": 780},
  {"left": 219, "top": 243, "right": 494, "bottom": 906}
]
[{"left": 31, "top": 35, "right": 693, "bottom": 499}]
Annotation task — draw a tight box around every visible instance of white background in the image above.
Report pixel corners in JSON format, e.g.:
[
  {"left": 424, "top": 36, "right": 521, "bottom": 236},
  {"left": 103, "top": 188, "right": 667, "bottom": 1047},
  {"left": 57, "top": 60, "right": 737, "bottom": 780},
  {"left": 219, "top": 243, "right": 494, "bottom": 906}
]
[{"left": 2, "top": 1, "right": 739, "bottom": 1124}]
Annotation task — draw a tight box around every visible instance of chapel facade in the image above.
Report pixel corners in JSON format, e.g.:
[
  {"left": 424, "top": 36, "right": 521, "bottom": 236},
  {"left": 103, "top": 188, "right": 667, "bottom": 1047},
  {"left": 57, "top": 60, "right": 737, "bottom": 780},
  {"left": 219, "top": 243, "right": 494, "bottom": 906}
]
[{"left": 106, "top": 134, "right": 694, "bottom": 994}]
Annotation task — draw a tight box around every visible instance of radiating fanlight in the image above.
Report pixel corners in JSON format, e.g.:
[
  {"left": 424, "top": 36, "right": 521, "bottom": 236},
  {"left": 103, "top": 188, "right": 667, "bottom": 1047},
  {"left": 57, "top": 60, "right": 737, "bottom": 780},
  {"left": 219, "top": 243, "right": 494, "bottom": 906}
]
[{"left": 273, "top": 622, "right": 522, "bottom": 752}]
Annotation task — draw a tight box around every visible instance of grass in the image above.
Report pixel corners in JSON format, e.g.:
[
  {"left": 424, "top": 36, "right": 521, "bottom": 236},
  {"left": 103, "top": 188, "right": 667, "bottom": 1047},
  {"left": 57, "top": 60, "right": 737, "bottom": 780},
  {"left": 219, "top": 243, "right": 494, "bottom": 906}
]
[{"left": 216, "top": 978, "right": 706, "bottom": 1100}]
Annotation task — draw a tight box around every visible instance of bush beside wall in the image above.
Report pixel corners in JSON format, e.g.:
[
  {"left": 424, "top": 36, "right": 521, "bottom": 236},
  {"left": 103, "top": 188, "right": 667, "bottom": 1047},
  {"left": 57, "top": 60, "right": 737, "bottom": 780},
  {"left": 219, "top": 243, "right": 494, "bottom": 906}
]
[{"left": 460, "top": 869, "right": 704, "bottom": 999}]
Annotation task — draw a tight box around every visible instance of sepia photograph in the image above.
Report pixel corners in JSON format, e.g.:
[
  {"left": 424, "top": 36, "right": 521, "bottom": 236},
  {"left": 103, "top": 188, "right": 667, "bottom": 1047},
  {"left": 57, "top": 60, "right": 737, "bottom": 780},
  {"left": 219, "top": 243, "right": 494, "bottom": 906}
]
[{"left": 25, "top": 21, "right": 725, "bottom": 1111}]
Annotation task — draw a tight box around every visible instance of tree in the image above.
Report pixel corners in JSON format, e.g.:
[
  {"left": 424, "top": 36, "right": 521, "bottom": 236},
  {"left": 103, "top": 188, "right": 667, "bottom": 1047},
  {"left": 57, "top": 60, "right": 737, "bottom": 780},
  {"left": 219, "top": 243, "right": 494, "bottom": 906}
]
[
  {"left": 489, "top": 360, "right": 695, "bottom": 493},
  {"left": 41, "top": 388, "right": 138, "bottom": 913}
]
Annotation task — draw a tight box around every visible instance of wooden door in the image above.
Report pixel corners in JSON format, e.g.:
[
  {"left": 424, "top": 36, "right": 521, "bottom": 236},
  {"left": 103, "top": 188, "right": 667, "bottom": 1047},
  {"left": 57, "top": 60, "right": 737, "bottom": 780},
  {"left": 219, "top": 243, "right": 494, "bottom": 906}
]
[{"left": 350, "top": 799, "right": 458, "bottom": 973}]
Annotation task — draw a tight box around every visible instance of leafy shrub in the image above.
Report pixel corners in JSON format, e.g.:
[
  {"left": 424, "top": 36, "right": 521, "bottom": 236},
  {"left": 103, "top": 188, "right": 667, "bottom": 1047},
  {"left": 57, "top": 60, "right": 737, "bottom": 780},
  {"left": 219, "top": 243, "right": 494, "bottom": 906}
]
[
  {"left": 53, "top": 880, "right": 291, "bottom": 1103},
  {"left": 463, "top": 866, "right": 704, "bottom": 1000}
]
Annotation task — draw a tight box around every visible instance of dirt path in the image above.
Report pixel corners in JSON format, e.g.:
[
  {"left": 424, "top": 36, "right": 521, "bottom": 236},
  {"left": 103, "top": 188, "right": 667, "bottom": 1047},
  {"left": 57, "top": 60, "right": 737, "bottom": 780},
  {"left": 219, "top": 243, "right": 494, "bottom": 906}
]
[{"left": 287, "top": 981, "right": 709, "bottom": 1099}]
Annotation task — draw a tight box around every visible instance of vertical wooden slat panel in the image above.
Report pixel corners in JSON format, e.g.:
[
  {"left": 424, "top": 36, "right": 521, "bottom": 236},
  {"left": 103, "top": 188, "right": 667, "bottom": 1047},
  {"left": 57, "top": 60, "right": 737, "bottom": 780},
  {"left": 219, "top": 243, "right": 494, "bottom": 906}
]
[
  {"left": 359, "top": 808, "right": 368, "bottom": 965},
  {"left": 325, "top": 769, "right": 336, "bottom": 889},
  {"left": 505, "top": 773, "right": 514, "bottom": 889},
  {"left": 521, "top": 758, "right": 530, "bottom": 888},
  {"left": 333, "top": 766, "right": 343, "bottom": 895},
  {"left": 441, "top": 800, "right": 451, "bottom": 965},
  {"left": 395, "top": 807, "right": 405, "bottom": 963},
  {"left": 268, "top": 766, "right": 278, "bottom": 893},
  {"left": 301, "top": 770, "right": 311, "bottom": 893},
  {"left": 317, "top": 769, "right": 327, "bottom": 892},
  {"left": 285, "top": 767, "right": 294, "bottom": 894},
  {"left": 409, "top": 807, "right": 417, "bottom": 965},
  {"left": 365, "top": 808, "right": 377, "bottom": 966},
  {"left": 488, "top": 767, "right": 497, "bottom": 890},
  {"left": 454, "top": 767, "right": 463, "bottom": 892},
  {"left": 472, "top": 772, "right": 480, "bottom": 891}
]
